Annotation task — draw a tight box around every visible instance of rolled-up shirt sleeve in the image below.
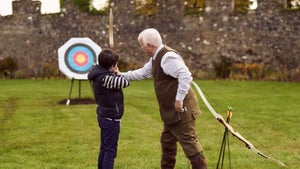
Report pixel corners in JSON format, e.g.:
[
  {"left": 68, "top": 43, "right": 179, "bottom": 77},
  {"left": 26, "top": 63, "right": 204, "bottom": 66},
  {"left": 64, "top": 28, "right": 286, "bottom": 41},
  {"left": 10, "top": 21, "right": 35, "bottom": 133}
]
[
  {"left": 122, "top": 59, "right": 153, "bottom": 81},
  {"left": 161, "top": 51, "right": 192, "bottom": 101},
  {"left": 102, "top": 75, "right": 130, "bottom": 89}
]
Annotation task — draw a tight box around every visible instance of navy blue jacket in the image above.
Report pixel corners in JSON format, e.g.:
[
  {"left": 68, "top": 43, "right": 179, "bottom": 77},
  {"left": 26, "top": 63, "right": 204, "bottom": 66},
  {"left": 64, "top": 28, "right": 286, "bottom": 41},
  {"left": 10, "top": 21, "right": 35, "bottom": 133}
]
[{"left": 88, "top": 65, "right": 129, "bottom": 119}]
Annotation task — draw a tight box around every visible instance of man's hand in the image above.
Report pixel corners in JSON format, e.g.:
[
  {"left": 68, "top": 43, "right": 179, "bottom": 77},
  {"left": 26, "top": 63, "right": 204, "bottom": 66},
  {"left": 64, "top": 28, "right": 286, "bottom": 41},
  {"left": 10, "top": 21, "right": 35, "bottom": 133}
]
[{"left": 175, "top": 100, "right": 184, "bottom": 112}]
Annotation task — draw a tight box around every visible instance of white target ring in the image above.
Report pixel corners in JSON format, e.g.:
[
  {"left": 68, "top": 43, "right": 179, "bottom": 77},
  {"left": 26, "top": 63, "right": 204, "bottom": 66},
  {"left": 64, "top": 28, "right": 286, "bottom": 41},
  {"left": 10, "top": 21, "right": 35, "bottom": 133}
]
[{"left": 58, "top": 38, "right": 101, "bottom": 80}]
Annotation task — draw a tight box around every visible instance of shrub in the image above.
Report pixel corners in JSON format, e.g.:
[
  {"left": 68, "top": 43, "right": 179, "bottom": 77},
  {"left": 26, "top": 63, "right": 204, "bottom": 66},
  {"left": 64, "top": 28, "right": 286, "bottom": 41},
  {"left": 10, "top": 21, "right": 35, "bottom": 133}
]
[
  {"left": 118, "top": 59, "right": 141, "bottom": 72},
  {"left": 230, "top": 63, "right": 265, "bottom": 80},
  {"left": 0, "top": 56, "right": 18, "bottom": 78},
  {"left": 38, "top": 63, "right": 61, "bottom": 79},
  {"left": 290, "top": 68, "right": 300, "bottom": 82},
  {"left": 214, "top": 55, "right": 233, "bottom": 79}
]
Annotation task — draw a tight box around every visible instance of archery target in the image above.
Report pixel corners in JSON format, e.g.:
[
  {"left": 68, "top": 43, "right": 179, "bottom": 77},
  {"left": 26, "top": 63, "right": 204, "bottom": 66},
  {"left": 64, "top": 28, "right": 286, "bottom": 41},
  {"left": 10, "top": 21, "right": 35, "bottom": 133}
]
[
  {"left": 65, "top": 44, "right": 95, "bottom": 73},
  {"left": 58, "top": 38, "right": 101, "bottom": 80}
]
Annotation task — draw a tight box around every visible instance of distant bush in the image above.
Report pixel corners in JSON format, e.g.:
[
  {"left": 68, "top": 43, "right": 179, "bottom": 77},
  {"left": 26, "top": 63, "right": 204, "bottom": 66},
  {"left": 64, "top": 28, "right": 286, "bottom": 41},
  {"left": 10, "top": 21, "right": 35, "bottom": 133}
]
[
  {"left": 0, "top": 56, "right": 18, "bottom": 78},
  {"left": 230, "top": 63, "right": 265, "bottom": 80},
  {"left": 118, "top": 59, "right": 141, "bottom": 72},
  {"left": 214, "top": 55, "right": 233, "bottom": 79},
  {"left": 234, "top": 0, "right": 252, "bottom": 14},
  {"left": 184, "top": 0, "right": 205, "bottom": 16},
  {"left": 211, "top": 54, "right": 300, "bottom": 81},
  {"left": 68, "top": 0, "right": 108, "bottom": 15},
  {"left": 38, "top": 63, "right": 62, "bottom": 79}
]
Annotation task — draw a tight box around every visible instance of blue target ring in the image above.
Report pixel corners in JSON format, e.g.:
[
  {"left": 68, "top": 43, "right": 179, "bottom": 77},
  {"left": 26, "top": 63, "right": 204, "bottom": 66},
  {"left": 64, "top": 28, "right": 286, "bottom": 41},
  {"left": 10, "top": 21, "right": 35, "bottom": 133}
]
[{"left": 64, "top": 43, "right": 96, "bottom": 74}]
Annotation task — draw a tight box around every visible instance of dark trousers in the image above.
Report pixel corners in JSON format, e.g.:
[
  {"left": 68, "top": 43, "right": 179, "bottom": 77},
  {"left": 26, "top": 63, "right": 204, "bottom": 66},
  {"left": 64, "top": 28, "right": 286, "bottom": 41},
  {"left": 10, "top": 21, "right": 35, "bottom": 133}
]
[
  {"left": 160, "top": 119, "right": 206, "bottom": 169},
  {"left": 98, "top": 116, "right": 120, "bottom": 169}
]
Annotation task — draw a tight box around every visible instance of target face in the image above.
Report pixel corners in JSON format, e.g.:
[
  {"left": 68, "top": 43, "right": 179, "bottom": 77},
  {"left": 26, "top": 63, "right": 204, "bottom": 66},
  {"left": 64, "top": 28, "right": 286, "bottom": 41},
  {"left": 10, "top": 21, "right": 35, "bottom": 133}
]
[
  {"left": 58, "top": 38, "right": 101, "bottom": 79},
  {"left": 65, "top": 44, "right": 95, "bottom": 73}
]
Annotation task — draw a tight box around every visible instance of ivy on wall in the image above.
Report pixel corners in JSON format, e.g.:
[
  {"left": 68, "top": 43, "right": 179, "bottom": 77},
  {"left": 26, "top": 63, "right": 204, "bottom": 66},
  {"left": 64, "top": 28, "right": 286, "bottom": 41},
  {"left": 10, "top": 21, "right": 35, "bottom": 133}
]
[
  {"left": 135, "top": 0, "right": 206, "bottom": 16},
  {"left": 286, "top": 0, "right": 300, "bottom": 10},
  {"left": 184, "top": 0, "right": 205, "bottom": 16},
  {"left": 234, "top": 0, "right": 251, "bottom": 14},
  {"left": 60, "top": 0, "right": 299, "bottom": 16},
  {"left": 60, "top": 0, "right": 108, "bottom": 15},
  {"left": 135, "top": 0, "right": 158, "bottom": 16},
  {"left": 71, "top": 0, "right": 91, "bottom": 11}
]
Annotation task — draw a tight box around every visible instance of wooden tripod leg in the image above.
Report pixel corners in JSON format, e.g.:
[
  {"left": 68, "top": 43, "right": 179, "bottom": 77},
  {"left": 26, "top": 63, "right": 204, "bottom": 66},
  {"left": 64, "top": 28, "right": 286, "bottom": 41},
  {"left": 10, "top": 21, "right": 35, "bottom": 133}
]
[{"left": 66, "top": 78, "right": 74, "bottom": 105}]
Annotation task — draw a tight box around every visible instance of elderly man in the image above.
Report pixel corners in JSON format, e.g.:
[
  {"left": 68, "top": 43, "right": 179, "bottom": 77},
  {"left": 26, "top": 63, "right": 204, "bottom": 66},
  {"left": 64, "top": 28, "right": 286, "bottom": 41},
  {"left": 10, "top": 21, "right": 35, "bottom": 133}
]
[{"left": 122, "top": 28, "right": 207, "bottom": 169}]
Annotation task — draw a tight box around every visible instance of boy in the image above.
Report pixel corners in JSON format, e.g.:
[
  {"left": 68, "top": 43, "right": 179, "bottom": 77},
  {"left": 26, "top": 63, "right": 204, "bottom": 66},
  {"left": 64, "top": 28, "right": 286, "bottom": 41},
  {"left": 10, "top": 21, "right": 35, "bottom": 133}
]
[{"left": 88, "top": 49, "right": 130, "bottom": 169}]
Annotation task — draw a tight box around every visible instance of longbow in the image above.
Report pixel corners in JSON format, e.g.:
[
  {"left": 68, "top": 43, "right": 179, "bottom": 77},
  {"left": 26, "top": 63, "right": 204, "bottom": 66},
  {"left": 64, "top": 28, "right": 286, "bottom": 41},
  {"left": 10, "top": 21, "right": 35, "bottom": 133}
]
[{"left": 191, "top": 81, "right": 286, "bottom": 167}]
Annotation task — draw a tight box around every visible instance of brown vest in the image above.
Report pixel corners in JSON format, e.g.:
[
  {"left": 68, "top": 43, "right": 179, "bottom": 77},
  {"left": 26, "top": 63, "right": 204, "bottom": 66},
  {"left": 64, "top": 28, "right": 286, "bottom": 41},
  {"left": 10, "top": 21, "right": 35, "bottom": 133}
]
[{"left": 152, "top": 46, "right": 201, "bottom": 125}]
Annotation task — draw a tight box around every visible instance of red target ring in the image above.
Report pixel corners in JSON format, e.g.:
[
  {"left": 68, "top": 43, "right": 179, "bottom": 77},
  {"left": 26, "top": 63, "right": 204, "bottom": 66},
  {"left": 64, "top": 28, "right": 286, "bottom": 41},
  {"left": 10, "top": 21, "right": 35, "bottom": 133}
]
[{"left": 72, "top": 51, "right": 89, "bottom": 67}]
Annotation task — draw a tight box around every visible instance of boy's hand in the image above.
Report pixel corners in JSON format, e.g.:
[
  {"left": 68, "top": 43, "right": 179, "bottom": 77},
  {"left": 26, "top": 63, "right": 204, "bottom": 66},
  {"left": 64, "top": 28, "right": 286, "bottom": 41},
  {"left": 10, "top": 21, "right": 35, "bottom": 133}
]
[
  {"left": 114, "top": 66, "right": 121, "bottom": 76},
  {"left": 109, "top": 65, "right": 121, "bottom": 75}
]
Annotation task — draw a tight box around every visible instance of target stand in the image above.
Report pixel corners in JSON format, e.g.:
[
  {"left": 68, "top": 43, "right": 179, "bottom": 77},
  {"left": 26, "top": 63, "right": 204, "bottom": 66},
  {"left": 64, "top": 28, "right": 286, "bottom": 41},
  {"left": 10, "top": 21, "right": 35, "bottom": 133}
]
[
  {"left": 66, "top": 78, "right": 82, "bottom": 105},
  {"left": 216, "top": 107, "right": 233, "bottom": 169},
  {"left": 58, "top": 37, "right": 101, "bottom": 105}
]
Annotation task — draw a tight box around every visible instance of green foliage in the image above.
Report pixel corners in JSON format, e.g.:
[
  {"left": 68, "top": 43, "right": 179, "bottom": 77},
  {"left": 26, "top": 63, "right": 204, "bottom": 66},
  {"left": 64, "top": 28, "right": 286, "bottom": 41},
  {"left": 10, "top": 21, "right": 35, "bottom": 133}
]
[
  {"left": 118, "top": 59, "right": 141, "bottom": 72},
  {"left": 38, "top": 63, "right": 62, "bottom": 79},
  {"left": 68, "top": 0, "right": 108, "bottom": 15},
  {"left": 71, "top": 0, "right": 91, "bottom": 12},
  {"left": 60, "top": 0, "right": 65, "bottom": 6},
  {"left": 0, "top": 56, "right": 18, "bottom": 78},
  {"left": 211, "top": 54, "right": 300, "bottom": 82},
  {"left": 229, "top": 63, "right": 300, "bottom": 81},
  {"left": 89, "top": 6, "right": 109, "bottom": 15},
  {"left": 135, "top": 0, "right": 158, "bottom": 16},
  {"left": 214, "top": 55, "right": 233, "bottom": 79},
  {"left": 184, "top": 0, "right": 205, "bottom": 16},
  {"left": 234, "top": 0, "right": 251, "bottom": 14},
  {"left": 0, "top": 80, "right": 299, "bottom": 168},
  {"left": 286, "top": 0, "right": 300, "bottom": 11}
]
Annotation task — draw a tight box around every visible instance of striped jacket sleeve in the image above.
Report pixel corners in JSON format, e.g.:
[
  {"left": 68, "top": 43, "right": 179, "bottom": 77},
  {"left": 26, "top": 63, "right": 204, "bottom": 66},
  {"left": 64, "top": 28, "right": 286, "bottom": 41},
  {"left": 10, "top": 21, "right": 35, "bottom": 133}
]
[{"left": 102, "top": 75, "right": 130, "bottom": 89}]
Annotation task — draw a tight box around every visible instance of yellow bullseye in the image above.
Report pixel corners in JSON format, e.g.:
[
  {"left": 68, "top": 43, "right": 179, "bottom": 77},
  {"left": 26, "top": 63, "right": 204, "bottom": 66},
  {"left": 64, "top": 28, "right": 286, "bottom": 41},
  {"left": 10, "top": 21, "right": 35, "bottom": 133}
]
[{"left": 76, "top": 54, "right": 86, "bottom": 64}]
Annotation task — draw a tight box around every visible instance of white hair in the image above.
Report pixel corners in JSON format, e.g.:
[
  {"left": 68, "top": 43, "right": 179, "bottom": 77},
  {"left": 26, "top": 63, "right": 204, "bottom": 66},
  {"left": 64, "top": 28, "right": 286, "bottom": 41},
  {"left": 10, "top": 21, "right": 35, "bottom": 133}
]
[{"left": 138, "top": 28, "right": 162, "bottom": 47}]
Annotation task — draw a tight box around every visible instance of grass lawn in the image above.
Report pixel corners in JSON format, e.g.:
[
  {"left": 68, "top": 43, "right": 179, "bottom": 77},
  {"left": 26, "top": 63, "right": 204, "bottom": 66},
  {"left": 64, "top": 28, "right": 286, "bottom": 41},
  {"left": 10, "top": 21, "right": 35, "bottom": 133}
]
[{"left": 0, "top": 79, "right": 299, "bottom": 169}]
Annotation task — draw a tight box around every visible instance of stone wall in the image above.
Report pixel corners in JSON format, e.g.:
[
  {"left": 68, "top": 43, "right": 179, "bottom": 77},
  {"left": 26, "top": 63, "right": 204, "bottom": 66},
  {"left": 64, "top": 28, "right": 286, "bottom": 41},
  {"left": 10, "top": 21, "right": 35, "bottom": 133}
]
[{"left": 0, "top": 0, "right": 299, "bottom": 80}]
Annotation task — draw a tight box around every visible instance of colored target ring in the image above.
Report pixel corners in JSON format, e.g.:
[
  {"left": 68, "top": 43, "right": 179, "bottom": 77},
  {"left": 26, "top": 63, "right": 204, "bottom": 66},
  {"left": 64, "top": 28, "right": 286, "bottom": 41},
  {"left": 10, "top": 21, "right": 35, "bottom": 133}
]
[{"left": 64, "top": 44, "right": 96, "bottom": 74}]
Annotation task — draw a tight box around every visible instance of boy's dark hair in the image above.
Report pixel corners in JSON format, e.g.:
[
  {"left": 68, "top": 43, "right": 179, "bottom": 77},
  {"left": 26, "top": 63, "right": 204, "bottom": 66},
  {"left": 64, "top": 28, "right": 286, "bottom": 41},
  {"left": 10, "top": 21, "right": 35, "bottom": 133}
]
[{"left": 98, "top": 49, "right": 119, "bottom": 70}]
